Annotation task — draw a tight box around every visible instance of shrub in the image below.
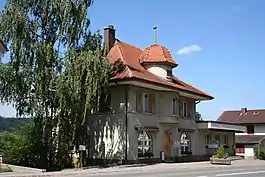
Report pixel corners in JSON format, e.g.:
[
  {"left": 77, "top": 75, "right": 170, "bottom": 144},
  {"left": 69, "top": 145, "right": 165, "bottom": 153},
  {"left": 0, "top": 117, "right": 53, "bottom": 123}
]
[
  {"left": 259, "top": 148, "right": 265, "bottom": 160},
  {"left": 254, "top": 145, "right": 265, "bottom": 160},
  {"left": 0, "top": 165, "right": 13, "bottom": 173},
  {"left": 215, "top": 146, "right": 229, "bottom": 159}
]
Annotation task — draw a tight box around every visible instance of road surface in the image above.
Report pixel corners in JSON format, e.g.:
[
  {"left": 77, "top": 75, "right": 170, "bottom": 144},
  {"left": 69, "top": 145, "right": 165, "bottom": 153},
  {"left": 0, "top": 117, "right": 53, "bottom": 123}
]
[
  {"left": 1, "top": 159, "right": 265, "bottom": 177},
  {"left": 68, "top": 160, "right": 265, "bottom": 177}
]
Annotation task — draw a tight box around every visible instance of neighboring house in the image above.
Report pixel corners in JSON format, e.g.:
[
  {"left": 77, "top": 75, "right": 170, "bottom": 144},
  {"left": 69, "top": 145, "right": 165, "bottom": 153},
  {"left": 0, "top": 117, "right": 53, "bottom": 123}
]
[
  {"left": 0, "top": 38, "right": 7, "bottom": 54},
  {"left": 217, "top": 108, "right": 265, "bottom": 159},
  {"left": 95, "top": 25, "right": 246, "bottom": 163}
]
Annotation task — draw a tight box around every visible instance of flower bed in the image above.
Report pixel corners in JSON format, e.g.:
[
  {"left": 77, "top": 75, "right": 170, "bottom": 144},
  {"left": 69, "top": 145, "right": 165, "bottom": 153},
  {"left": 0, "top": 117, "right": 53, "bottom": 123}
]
[{"left": 210, "top": 146, "right": 232, "bottom": 165}]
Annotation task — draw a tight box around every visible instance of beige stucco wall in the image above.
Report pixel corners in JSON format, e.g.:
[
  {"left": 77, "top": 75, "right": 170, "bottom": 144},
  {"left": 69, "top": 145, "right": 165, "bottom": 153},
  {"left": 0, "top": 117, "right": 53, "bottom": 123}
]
[
  {"left": 145, "top": 64, "right": 172, "bottom": 79},
  {"left": 86, "top": 113, "right": 126, "bottom": 160},
  {"left": 125, "top": 86, "right": 197, "bottom": 158},
  {"left": 89, "top": 85, "right": 240, "bottom": 160},
  {"left": 89, "top": 85, "right": 242, "bottom": 161}
]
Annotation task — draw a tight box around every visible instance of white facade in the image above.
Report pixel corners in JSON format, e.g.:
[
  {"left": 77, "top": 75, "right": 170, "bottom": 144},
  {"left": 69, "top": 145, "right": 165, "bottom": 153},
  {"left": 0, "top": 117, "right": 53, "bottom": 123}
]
[
  {"left": 245, "top": 145, "right": 255, "bottom": 158},
  {"left": 236, "top": 124, "right": 265, "bottom": 135}
]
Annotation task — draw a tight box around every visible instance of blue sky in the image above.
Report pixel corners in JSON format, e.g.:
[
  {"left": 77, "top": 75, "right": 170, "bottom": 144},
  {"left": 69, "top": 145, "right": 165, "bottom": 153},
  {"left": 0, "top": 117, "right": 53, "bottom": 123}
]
[{"left": 1, "top": 0, "right": 265, "bottom": 120}]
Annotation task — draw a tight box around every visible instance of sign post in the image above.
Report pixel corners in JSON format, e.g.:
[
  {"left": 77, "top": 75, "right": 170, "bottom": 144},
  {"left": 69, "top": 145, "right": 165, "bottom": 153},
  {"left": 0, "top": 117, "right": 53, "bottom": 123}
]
[
  {"left": 79, "top": 145, "right": 86, "bottom": 168},
  {"left": 0, "top": 155, "right": 2, "bottom": 165}
]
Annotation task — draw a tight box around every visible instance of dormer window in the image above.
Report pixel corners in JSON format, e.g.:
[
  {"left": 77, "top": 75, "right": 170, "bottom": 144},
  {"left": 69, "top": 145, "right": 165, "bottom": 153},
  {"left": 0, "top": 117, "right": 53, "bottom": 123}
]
[
  {"left": 166, "top": 70, "right": 173, "bottom": 81},
  {"left": 167, "top": 70, "right": 172, "bottom": 77}
]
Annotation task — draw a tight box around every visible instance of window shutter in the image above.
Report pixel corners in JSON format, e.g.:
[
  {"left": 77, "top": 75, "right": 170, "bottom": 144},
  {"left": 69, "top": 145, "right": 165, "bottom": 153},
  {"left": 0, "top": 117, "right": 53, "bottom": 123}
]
[
  {"left": 151, "top": 94, "right": 155, "bottom": 113},
  {"left": 187, "top": 101, "right": 191, "bottom": 118},
  {"left": 137, "top": 92, "right": 142, "bottom": 112},
  {"left": 176, "top": 98, "right": 180, "bottom": 116},
  {"left": 191, "top": 102, "right": 195, "bottom": 118},
  {"left": 179, "top": 99, "right": 183, "bottom": 117},
  {"left": 148, "top": 94, "right": 152, "bottom": 113}
]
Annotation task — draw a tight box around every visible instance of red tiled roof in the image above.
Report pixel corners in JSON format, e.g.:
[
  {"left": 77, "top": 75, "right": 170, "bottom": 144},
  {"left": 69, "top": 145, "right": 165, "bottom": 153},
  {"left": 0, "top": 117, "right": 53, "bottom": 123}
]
[
  {"left": 218, "top": 109, "right": 265, "bottom": 124},
  {"left": 107, "top": 40, "right": 213, "bottom": 99},
  {"left": 139, "top": 44, "right": 177, "bottom": 66}
]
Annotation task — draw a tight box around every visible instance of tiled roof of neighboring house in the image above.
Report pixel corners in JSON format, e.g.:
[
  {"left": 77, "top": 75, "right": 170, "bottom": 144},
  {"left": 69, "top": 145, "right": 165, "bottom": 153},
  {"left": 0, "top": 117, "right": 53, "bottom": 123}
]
[
  {"left": 217, "top": 108, "right": 265, "bottom": 124},
  {"left": 0, "top": 38, "right": 8, "bottom": 52},
  {"left": 139, "top": 44, "right": 177, "bottom": 66},
  {"left": 236, "top": 135, "right": 265, "bottom": 144},
  {"left": 107, "top": 40, "right": 213, "bottom": 99}
]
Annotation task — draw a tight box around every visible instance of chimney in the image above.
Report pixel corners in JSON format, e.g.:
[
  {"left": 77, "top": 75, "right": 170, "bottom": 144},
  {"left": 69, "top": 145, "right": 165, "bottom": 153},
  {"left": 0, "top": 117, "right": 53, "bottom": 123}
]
[
  {"left": 241, "top": 107, "right": 247, "bottom": 114},
  {"left": 104, "top": 25, "right": 116, "bottom": 52}
]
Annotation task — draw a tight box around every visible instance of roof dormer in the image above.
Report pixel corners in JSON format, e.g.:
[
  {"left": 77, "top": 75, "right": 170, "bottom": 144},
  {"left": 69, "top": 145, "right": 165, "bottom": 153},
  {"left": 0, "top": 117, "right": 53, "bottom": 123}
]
[{"left": 139, "top": 26, "right": 177, "bottom": 80}]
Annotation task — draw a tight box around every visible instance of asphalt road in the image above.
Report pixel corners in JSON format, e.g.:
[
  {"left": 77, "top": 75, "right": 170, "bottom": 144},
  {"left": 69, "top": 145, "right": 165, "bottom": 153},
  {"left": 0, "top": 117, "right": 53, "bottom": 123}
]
[
  {"left": 72, "top": 160, "right": 265, "bottom": 177},
  {"left": 2, "top": 160, "right": 265, "bottom": 177}
]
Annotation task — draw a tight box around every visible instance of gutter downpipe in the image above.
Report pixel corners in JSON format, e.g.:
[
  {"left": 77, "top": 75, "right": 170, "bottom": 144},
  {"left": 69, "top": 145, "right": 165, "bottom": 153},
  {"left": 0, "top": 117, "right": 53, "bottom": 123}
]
[
  {"left": 195, "top": 100, "right": 200, "bottom": 160},
  {"left": 125, "top": 87, "right": 128, "bottom": 163}
]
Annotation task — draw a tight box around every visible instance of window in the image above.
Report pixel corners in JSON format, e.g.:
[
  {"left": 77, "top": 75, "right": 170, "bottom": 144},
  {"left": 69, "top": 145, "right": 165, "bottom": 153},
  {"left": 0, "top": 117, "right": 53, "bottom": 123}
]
[
  {"left": 224, "top": 135, "right": 229, "bottom": 145},
  {"left": 172, "top": 99, "right": 176, "bottom": 114},
  {"left": 136, "top": 92, "right": 154, "bottom": 113},
  {"left": 167, "top": 70, "right": 172, "bottom": 76},
  {"left": 180, "top": 133, "right": 191, "bottom": 155},
  {"left": 172, "top": 98, "right": 179, "bottom": 115},
  {"left": 183, "top": 102, "right": 188, "bottom": 118},
  {"left": 204, "top": 133, "right": 210, "bottom": 146},
  {"left": 143, "top": 94, "right": 149, "bottom": 113},
  {"left": 138, "top": 131, "right": 152, "bottom": 158},
  {"left": 143, "top": 93, "right": 153, "bottom": 113},
  {"left": 247, "top": 125, "right": 254, "bottom": 134},
  {"left": 214, "top": 134, "right": 220, "bottom": 144}
]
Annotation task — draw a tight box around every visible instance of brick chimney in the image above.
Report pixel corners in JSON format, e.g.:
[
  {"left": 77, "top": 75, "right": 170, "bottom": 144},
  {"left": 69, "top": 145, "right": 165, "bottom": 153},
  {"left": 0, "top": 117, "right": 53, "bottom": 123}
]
[
  {"left": 104, "top": 25, "right": 116, "bottom": 52},
  {"left": 241, "top": 107, "right": 247, "bottom": 114}
]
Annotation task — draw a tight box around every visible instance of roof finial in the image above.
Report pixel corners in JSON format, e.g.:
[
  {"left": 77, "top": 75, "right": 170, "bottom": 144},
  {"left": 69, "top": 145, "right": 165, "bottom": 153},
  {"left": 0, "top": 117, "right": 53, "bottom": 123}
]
[{"left": 153, "top": 25, "right": 157, "bottom": 44}]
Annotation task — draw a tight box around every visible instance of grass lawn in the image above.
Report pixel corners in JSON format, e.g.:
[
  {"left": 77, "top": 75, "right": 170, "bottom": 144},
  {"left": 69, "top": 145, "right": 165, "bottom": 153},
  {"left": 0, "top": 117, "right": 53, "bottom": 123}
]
[{"left": 0, "top": 165, "right": 13, "bottom": 173}]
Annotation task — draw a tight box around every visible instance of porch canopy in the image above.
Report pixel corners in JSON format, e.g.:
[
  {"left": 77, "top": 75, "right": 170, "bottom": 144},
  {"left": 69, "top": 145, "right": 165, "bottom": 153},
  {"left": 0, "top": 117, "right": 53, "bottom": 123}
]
[{"left": 197, "top": 121, "right": 246, "bottom": 133}]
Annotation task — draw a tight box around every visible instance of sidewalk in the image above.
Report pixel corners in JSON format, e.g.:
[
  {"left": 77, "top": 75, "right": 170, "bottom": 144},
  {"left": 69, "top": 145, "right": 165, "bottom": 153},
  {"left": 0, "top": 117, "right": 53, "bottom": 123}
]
[
  {"left": 1, "top": 160, "right": 256, "bottom": 177},
  {"left": 0, "top": 161, "right": 211, "bottom": 177}
]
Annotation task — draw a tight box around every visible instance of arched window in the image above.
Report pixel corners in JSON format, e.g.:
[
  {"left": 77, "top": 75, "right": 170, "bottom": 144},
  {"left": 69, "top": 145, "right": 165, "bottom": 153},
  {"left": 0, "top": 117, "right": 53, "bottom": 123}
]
[
  {"left": 138, "top": 131, "right": 152, "bottom": 158},
  {"left": 180, "top": 133, "right": 191, "bottom": 155}
]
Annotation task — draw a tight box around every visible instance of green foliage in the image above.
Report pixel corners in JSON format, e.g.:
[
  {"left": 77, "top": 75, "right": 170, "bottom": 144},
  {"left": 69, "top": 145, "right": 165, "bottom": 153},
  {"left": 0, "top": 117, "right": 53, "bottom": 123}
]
[
  {"left": 196, "top": 112, "right": 203, "bottom": 121},
  {"left": 0, "top": 124, "right": 42, "bottom": 168},
  {"left": 0, "top": 0, "right": 112, "bottom": 170},
  {"left": 259, "top": 149, "right": 265, "bottom": 160},
  {"left": 255, "top": 145, "right": 265, "bottom": 160},
  {"left": 0, "top": 118, "right": 31, "bottom": 132},
  {"left": 215, "top": 146, "right": 229, "bottom": 159},
  {"left": 0, "top": 165, "right": 13, "bottom": 173}
]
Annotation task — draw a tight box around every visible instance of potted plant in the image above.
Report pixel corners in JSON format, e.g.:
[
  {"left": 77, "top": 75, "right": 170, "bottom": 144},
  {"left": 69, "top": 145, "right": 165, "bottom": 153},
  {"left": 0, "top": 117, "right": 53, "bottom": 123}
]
[{"left": 210, "top": 146, "right": 231, "bottom": 165}]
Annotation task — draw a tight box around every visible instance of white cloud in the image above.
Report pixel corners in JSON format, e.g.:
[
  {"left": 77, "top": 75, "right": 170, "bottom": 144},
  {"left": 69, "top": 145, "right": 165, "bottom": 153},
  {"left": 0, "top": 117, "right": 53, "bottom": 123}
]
[{"left": 177, "top": 44, "right": 203, "bottom": 55}]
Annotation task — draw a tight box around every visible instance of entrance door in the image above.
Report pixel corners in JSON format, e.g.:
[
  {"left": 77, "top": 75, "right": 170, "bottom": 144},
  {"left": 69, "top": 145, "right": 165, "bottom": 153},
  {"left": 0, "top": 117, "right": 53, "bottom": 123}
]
[{"left": 163, "top": 131, "right": 171, "bottom": 157}]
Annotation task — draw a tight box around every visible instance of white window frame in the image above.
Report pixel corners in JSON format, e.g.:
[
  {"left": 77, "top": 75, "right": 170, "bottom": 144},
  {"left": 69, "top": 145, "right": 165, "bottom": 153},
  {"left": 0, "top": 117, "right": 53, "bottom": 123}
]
[
  {"left": 180, "top": 133, "right": 190, "bottom": 154},
  {"left": 138, "top": 131, "right": 152, "bottom": 159}
]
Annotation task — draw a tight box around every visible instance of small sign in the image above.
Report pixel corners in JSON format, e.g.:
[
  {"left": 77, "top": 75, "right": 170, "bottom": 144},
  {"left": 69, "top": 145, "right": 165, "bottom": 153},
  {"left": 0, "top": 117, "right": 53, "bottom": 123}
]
[
  {"left": 79, "top": 145, "right": 86, "bottom": 151},
  {"left": 208, "top": 143, "right": 218, "bottom": 149}
]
